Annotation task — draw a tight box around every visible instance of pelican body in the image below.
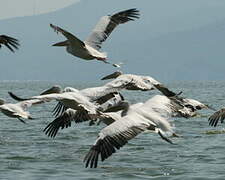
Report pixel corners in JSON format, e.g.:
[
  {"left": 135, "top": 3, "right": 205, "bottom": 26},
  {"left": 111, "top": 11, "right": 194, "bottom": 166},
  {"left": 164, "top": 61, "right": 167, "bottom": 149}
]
[{"left": 50, "top": 8, "right": 140, "bottom": 62}]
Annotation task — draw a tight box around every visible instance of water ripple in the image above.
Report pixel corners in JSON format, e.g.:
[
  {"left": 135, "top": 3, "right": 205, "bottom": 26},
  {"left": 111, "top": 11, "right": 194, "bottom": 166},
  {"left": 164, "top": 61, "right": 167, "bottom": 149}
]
[{"left": 0, "top": 81, "right": 225, "bottom": 179}]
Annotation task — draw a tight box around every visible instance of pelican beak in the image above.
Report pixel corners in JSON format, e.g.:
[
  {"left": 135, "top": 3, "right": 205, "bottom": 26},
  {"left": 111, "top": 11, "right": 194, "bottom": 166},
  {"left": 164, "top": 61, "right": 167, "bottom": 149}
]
[
  {"left": 52, "top": 40, "right": 68, "bottom": 46},
  {"left": 40, "top": 86, "right": 61, "bottom": 95}
]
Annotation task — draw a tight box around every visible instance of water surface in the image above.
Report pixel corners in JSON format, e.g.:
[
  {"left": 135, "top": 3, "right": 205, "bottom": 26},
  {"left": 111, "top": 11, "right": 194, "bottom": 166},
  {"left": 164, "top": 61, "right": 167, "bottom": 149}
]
[{"left": 0, "top": 81, "right": 224, "bottom": 180}]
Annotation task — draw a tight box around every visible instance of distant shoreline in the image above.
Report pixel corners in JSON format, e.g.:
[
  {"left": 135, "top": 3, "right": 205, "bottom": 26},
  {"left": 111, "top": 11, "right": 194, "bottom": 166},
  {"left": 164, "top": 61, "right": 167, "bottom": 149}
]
[{"left": 0, "top": 0, "right": 80, "bottom": 20}]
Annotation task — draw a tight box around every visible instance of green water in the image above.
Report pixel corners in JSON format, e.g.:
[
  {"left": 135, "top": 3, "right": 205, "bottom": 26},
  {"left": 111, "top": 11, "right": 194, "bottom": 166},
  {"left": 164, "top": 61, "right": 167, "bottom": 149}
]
[{"left": 0, "top": 81, "right": 225, "bottom": 180}]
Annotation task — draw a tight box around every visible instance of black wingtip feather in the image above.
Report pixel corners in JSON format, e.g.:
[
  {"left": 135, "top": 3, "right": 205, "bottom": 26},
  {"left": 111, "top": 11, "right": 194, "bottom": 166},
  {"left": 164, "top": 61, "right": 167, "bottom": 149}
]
[
  {"left": 8, "top": 91, "right": 29, "bottom": 101},
  {"left": 0, "top": 35, "right": 20, "bottom": 52},
  {"left": 111, "top": 8, "right": 140, "bottom": 24},
  {"left": 84, "top": 135, "right": 127, "bottom": 168},
  {"left": 43, "top": 113, "right": 72, "bottom": 138}
]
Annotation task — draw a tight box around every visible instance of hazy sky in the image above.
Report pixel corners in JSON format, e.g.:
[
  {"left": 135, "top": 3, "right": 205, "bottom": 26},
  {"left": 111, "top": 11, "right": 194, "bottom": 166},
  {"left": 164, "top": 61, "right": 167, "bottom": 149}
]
[
  {"left": 1, "top": 0, "right": 225, "bottom": 82},
  {"left": 0, "top": 0, "right": 80, "bottom": 20}
]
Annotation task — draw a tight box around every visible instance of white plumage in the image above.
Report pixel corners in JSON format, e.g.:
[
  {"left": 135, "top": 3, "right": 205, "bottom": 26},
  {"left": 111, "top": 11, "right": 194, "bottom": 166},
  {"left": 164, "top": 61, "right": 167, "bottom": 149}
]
[
  {"left": 0, "top": 98, "right": 44, "bottom": 123},
  {"left": 50, "top": 8, "right": 139, "bottom": 63},
  {"left": 84, "top": 95, "right": 180, "bottom": 168}
]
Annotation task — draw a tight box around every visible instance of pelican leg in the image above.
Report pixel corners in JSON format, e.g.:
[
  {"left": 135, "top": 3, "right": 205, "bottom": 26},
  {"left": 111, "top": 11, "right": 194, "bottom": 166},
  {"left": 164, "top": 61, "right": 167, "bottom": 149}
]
[
  {"left": 172, "top": 133, "right": 181, "bottom": 137},
  {"left": 18, "top": 118, "right": 26, "bottom": 124},
  {"left": 28, "top": 116, "right": 35, "bottom": 120},
  {"left": 158, "top": 130, "right": 174, "bottom": 144},
  {"left": 96, "top": 57, "right": 110, "bottom": 64}
]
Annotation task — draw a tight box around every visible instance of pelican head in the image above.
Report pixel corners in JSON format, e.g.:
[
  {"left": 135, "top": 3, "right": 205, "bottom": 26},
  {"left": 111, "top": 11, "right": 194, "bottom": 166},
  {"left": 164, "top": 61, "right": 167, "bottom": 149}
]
[
  {"left": 63, "top": 87, "right": 79, "bottom": 93},
  {"left": 120, "top": 101, "right": 130, "bottom": 117},
  {"left": 40, "top": 85, "right": 62, "bottom": 95},
  {"left": 0, "top": 98, "right": 5, "bottom": 105}
]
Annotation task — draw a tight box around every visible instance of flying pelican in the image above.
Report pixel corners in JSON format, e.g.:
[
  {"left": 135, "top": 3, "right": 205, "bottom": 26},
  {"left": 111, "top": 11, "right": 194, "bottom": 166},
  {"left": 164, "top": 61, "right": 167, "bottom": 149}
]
[
  {"left": 0, "top": 35, "right": 20, "bottom": 52},
  {"left": 43, "top": 92, "right": 192, "bottom": 138},
  {"left": 101, "top": 71, "right": 184, "bottom": 97},
  {"left": 83, "top": 95, "right": 180, "bottom": 168},
  {"left": 8, "top": 89, "right": 127, "bottom": 126},
  {"left": 8, "top": 78, "right": 142, "bottom": 117},
  {"left": 208, "top": 108, "right": 225, "bottom": 127},
  {"left": 43, "top": 94, "right": 182, "bottom": 138},
  {"left": 43, "top": 93, "right": 126, "bottom": 138},
  {"left": 101, "top": 71, "right": 214, "bottom": 115},
  {"left": 9, "top": 78, "right": 135, "bottom": 103},
  {"left": 24, "top": 92, "right": 102, "bottom": 118},
  {"left": 0, "top": 98, "right": 44, "bottom": 123},
  {"left": 102, "top": 71, "right": 156, "bottom": 91},
  {"left": 50, "top": 8, "right": 140, "bottom": 63}
]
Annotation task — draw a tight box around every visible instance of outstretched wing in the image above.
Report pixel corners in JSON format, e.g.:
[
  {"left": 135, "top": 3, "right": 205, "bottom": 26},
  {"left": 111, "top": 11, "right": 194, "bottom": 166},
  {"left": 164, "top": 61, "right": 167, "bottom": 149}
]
[
  {"left": 43, "top": 109, "right": 76, "bottom": 138},
  {"left": 8, "top": 91, "right": 29, "bottom": 101},
  {"left": 208, "top": 108, "right": 225, "bottom": 127},
  {"left": 50, "top": 24, "right": 85, "bottom": 48},
  {"left": 105, "top": 75, "right": 154, "bottom": 91},
  {"left": 52, "top": 102, "right": 68, "bottom": 117},
  {"left": 0, "top": 35, "right": 20, "bottom": 52},
  {"left": 83, "top": 115, "right": 150, "bottom": 168},
  {"left": 8, "top": 91, "right": 66, "bottom": 117},
  {"left": 84, "top": 109, "right": 174, "bottom": 168},
  {"left": 18, "top": 99, "right": 46, "bottom": 110},
  {"left": 85, "top": 8, "right": 140, "bottom": 50},
  {"left": 44, "top": 108, "right": 100, "bottom": 138}
]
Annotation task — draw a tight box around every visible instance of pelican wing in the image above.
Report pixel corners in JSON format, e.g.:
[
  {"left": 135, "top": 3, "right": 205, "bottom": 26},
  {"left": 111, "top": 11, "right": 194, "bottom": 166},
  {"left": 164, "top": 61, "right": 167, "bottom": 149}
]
[
  {"left": 125, "top": 80, "right": 154, "bottom": 91},
  {"left": 85, "top": 8, "right": 140, "bottom": 50},
  {"left": 95, "top": 92, "right": 124, "bottom": 105},
  {"left": 8, "top": 91, "right": 67, "bottom": 117},
  {"left": 52, "top": 102, "right": 68, "bottom": 117},
  {"left": 208, "top": 108, "right": 225, "bottom": 127},
  {"left": 50, "top": 24, "right": 85, "bottom": 48},
  {"left": 8, "top": 85, "right": 62, "bottom": 102},
  {"left": 142, "top": 95, "right": 177, "bottom": 118},
  {"left": 98, "top": 112, "right": 121, "bottom": 125},
  {"left": 44, "top": 109, "right": 75, "bottom": 138},
  {"left": 105, "top": 75, "right": 154, "bottom": 91},
  {"left": 52, "top": 85, "right": 88, "bottom": 117},
  {"left": 81, "top": 80, "right": 131, "bottom": 102},
  {"left": 32, "top": 92, "right": 92, "bottom": 107},
  {"left": 102, "top": 101, "right": 128, "bottom": 113},
  {"left": 0, "top": 35, "right": 20, "bottom": 52},
  {"left": 101, "top": 71, "right": 123, "bottom": 80},
  {"left": 84, "top": 113, "right": 151, "bottom": 168},
  {"left": 18, "top": 99, "right": 46, "bottom": 110},
  {"left": 8, "top": 91, "right": 29, "bottom": 101},
  {"left": 154, "top": 84, "right": 178, "bottom": 97},
  {"left": 44, "top": 108, "right": 101, "bottom": 138},
  {"left": 183, "top": 98, "right": 208, "bottom": 110}
]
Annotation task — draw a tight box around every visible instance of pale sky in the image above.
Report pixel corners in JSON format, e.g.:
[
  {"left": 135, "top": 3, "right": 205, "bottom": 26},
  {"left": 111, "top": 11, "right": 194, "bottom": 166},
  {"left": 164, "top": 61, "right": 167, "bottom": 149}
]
[
  {"left": 1, "top": 0, "right": 225, "bottom": 81},
  {"left": 0, "top": 0, "right": 80, "bottom": 20}
]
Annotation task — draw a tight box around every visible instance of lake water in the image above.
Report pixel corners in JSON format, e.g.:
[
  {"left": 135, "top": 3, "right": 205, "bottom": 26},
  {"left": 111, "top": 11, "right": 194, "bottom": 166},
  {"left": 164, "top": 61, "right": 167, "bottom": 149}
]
[{"left": 0, "top": 80, "right": 225, "bottom": 180}]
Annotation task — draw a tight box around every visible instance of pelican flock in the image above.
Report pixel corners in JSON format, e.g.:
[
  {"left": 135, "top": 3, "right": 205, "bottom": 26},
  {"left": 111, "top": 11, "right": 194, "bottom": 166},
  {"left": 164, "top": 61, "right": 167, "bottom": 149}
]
[
  {"left": 5, "top": 70, "right": 213, "bottom": 168},
  {"left": 0, "top": 6, "right": 221, "bottom": 170}
]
